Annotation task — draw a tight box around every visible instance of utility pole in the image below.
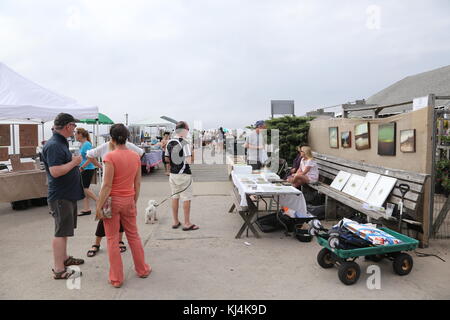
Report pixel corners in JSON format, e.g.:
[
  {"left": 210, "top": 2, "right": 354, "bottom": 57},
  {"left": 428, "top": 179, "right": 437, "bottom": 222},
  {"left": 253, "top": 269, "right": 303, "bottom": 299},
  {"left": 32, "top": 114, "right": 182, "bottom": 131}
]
[{"left": 125, "top": 113, "right": 128, "bottom": 126}]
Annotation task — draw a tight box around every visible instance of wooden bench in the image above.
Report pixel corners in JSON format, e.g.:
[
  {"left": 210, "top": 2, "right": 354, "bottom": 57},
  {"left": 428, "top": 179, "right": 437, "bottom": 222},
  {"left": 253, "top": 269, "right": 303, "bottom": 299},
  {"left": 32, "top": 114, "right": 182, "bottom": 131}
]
[{"left": 305, "top": 152, "right": 429, "bottom": 231}]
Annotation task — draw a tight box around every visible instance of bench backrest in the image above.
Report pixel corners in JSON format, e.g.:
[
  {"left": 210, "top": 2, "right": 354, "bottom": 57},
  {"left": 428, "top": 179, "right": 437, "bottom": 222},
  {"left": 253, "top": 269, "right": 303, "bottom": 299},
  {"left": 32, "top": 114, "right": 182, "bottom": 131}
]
[{"left": 312, "top": 152, "right": 429, "bottom": 220}]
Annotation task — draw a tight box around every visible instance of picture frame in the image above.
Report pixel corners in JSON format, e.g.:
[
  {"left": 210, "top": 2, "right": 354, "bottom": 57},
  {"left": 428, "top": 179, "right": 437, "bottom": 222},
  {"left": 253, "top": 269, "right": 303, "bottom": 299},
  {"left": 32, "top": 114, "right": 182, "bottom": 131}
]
[
  {"left": 378, "top": 122, "right": 396, "bottom": 156},
  {"left": 400, "top": 129, "right": 416, "bottom": 153},
  {"left": 355, "top": 122, "right": 370, "bottom": 150},
  {"left": 342, "top": 174, "right": 365, "bottom": 197},
  {"left": 329, "top": 127, "right": 339, "bottom": 148},
  {"left": 341, "top": 131, "right": 351, "bottom": 148},
  {"left": 366, "top": 176, "right": 398, "bottom": 207},
  {"left": 330, "top": 171, "right": 352, "bottom": 191}
]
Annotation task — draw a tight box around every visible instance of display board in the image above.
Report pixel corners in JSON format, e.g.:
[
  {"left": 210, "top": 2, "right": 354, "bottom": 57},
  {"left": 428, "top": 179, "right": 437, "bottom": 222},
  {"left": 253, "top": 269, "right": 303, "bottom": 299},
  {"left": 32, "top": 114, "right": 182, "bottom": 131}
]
[
  {"left": 0, "top": 125, "right": 11, "bottom": 146},
  {"left": 0, "top": 147, "right": 8, "bottom": 161},
  {"left": 330, "top": 171, "right": 352, "bottom": 191},
  {"left": 20, "top": 147, "right": 37, "bottom": 158},
  {"left": 354, "top": 172, "right": 381, "bottom": 202},
  {"left": 366, "top": 176, "right": 398, "bottom": 207},
  {"left": 19, "top": 124, "right": 38, "bottom": 147},
  {"left": 342, "top": 174, "right": 365, "bottom": 197}
]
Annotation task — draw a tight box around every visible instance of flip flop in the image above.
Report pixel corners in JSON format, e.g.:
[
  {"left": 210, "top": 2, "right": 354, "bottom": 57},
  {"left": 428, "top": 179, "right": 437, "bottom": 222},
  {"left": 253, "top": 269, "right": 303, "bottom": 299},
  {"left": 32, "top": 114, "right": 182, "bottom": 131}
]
[
  {"left": 78, "top": 210, "right": 91, "bottom": 216},
  {"left": 119, "top": 241, "right": 127, "bottom": 253},
  {"left": 87, "top": 245, "right": 100, "bottom": 257},
  {"left": 172, "top": 222, "right": 181, "bottom": 229},
  {"left": 182, "top": 224, "right": 199, "bottom": 231}
]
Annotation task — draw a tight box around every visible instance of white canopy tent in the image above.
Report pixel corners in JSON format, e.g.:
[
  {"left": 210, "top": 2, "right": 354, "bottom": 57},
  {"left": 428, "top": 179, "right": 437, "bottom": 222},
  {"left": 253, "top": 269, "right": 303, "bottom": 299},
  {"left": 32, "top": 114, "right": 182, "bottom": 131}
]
[
  {"left": 0, "top": 62, "right": 98, "bottom": 152},
  {"left": 133, "top": 116, "right": 177, "bottom": 128}
]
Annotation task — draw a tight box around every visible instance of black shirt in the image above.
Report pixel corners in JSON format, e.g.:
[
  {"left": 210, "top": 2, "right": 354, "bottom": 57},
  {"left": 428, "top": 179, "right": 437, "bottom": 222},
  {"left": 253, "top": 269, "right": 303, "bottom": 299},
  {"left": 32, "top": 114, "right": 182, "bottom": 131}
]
[
  {"left": 165, "top": 138, "right": 192, "bottom": 175},
  {"left": 42, "top": 132, "right": 85, "bottom": 202}
]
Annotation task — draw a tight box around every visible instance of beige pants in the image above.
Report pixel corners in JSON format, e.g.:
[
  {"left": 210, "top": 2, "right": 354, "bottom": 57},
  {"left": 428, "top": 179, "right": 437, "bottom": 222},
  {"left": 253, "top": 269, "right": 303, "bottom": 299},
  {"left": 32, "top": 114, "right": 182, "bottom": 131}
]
[{"left": 169, "top": 173, "right": 193, "bottom": 202}]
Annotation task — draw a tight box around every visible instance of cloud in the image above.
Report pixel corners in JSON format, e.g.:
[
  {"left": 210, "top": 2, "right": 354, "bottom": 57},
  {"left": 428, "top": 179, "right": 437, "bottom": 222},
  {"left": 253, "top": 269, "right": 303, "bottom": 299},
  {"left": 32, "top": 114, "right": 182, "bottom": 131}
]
[{"left": 1, "top": 0, "right": 450, "bottom": 129}]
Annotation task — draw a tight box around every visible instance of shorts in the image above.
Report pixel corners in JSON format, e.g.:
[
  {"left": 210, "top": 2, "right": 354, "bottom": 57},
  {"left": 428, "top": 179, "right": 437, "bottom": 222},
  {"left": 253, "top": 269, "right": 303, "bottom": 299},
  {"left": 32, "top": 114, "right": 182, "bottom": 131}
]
[
  {"left": 49, "top": 199, "right": 77, "bottom": 237},
  {"left": 95, "top": 219, "right": 124, "bottom": 238},
  {"left": 81, "top": 169, "right": 95, "bottom": 188},
  {"left": 169, "top": 173, "right": 193, "bottom": 202}
]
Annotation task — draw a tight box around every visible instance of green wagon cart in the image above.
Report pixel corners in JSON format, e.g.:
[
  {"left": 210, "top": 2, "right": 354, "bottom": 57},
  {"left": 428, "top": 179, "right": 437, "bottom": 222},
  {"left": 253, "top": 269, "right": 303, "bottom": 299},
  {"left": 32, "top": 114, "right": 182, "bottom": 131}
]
[{"left": 316, "top": 227, "right": 419, "bottom": 285}]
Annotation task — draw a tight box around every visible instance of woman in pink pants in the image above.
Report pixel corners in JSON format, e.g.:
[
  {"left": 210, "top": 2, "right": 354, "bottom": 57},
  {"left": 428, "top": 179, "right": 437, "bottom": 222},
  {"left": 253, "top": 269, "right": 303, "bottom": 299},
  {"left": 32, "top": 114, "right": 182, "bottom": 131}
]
[{"left": 96, "top": 124, "right": 151, "bottom": 288}]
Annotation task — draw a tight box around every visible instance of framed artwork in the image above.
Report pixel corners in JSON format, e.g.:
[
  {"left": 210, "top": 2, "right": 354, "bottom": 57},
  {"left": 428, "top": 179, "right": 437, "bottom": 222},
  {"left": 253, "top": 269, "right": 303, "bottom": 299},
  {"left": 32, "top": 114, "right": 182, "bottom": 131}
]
[
  {"left": 19, "top": 124, "right": 38, "bottom": 147},
  {"left": 355, "top": 122, "right": 370, "bottom": 150},
  {"left": 20, "top": 147, "right": 37, "bottom": 158},
  {"left": 400, "top": 129, "right": 416, "bottom": 153},
  {"left": 378, "top": 122, "right": 396, "bottom": 156},
  {"left": 366, "top": 176, "right": 398, "bottom": 207},
  {"left": 341, "top": 131, "right": 351, "bottom": 148},
  {"left": 330, "top": 171, "right": 352, "bottom": 191},
  {"left": 342, "top": 174, "right": 365, "bottom": 197},
  {"left": 329, "top": 127, "right": 339, "bottom": 148},
  {"left": 0, "top": 147, "right": 9, "bottom": 161},
  {"left": 0, "top": 125, "right": 11, "bottom": 146},
  {"left": 354, "top": 172, "right": 381, "bottom": 202}
]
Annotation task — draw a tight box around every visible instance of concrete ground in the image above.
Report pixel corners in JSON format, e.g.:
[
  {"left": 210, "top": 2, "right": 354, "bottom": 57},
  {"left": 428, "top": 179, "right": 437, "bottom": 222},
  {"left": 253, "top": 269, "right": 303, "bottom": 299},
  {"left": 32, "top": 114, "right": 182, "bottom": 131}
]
[{"left": 1, "top": 167, "right": 450, "bottom": 300}]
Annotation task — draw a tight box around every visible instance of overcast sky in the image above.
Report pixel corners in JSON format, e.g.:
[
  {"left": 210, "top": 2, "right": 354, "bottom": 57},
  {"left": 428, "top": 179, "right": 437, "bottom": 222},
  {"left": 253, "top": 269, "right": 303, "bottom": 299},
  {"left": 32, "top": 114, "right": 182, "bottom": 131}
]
[{"left": 1, "top": 0, "right": 450, "bottom": 129}]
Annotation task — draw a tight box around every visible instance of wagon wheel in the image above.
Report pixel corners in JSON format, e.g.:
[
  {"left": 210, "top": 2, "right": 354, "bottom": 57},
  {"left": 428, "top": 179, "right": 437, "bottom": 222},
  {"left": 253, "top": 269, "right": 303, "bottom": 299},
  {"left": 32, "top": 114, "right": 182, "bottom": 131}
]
[
  {"left": 393, "top": 253, "right": 413, "bottom": 276},
  {"left": 317, "top": 248, "right": 335, "bottom": 269},
  {"left": 338, "top": 261, "right": 361, "bottom": 285}
]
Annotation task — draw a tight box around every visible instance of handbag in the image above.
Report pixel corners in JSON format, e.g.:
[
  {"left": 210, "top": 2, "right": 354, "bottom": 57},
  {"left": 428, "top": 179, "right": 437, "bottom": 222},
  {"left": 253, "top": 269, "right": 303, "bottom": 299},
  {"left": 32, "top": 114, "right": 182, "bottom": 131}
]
[{"left": 102, "top": 197, "right": 112, "bottom": 219}]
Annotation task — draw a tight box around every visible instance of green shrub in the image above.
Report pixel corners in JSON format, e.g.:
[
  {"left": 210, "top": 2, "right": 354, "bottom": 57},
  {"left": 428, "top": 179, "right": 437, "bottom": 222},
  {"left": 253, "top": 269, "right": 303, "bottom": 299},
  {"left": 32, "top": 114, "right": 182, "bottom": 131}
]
[{"left": 264, "top": 116, "right": 314, "bottom": 165}]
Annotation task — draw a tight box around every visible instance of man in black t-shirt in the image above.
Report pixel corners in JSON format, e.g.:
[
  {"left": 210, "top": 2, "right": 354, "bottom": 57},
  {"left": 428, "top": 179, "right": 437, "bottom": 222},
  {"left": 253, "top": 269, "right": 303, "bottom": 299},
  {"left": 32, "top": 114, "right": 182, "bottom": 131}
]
[{"left": 165, "top": 121, "right": 199, "bottom": 231}]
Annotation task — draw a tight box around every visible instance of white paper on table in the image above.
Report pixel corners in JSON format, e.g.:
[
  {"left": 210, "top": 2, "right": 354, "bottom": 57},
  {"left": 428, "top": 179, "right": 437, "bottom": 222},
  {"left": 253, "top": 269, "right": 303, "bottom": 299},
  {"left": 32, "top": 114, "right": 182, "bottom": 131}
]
[
  {"left": 366, "top": 176, "right": 397, "bottom": 207},
  {"left": 342, "top": 174, "right": 365, "bottom": 197},
  {"left": 330, "top": 171, "right": 352, "bottom": 191},
  {"left": 354, "top": 172, "right": 381, "bottom": 202}
]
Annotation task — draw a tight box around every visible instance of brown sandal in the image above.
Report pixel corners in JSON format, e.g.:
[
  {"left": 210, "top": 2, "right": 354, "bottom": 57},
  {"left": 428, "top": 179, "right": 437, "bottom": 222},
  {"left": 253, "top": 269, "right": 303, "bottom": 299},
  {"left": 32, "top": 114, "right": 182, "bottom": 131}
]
[
  {"left": 64, "top": 256, "right": 85, "bottom": 266},
  {"left": 52, "top": 267, "right": 76, "bottom": 280}
]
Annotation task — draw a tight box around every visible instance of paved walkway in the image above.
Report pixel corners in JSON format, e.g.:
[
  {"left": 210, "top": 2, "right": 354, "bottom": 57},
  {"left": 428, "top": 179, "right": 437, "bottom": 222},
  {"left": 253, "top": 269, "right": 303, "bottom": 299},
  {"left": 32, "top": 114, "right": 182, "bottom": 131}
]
[{"left": 1, "top": 165, "right": 449, "bottom": 299}]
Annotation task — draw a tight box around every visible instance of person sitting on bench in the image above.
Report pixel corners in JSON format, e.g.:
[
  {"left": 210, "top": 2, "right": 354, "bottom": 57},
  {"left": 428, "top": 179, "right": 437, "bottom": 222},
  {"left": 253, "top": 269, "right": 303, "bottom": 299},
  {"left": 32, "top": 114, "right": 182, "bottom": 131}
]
[{"left": 287, "top": 146, "right": 318, "bottom": 188}]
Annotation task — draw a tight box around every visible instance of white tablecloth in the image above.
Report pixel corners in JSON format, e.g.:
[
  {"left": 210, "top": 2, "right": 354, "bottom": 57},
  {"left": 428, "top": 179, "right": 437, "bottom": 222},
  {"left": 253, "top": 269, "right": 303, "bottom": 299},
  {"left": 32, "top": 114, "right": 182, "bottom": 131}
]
[{"left": 231, "top": 171, "right": 308, "bottom": 216}]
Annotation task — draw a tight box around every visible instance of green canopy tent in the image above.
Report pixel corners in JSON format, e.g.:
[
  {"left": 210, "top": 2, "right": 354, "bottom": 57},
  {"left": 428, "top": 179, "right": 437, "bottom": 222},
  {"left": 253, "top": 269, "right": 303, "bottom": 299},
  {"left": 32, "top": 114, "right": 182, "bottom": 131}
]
[{"left": 78, "top": 113, "right": 114, "bottom": 146}]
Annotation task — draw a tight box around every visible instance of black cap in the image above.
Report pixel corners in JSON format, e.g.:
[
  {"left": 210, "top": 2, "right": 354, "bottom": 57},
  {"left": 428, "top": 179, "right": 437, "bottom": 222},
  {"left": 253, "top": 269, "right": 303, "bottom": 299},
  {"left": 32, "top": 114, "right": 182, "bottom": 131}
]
[{"left": 54, "top": 113, "right": 79, "bottom": 128}]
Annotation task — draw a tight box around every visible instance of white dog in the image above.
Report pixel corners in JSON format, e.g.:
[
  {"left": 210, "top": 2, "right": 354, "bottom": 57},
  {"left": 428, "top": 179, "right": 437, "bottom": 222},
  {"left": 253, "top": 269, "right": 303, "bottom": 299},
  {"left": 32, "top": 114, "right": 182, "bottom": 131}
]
[{"left": 144, "top": 200, "right": 158, "bottom": 224}]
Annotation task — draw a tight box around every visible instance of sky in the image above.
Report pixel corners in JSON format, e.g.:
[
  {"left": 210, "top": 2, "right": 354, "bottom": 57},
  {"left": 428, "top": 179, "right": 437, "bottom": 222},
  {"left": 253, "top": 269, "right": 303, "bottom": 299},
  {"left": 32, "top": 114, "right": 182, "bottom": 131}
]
[{"left": 1, "top": 0, "right": 450, "bottom": 130}]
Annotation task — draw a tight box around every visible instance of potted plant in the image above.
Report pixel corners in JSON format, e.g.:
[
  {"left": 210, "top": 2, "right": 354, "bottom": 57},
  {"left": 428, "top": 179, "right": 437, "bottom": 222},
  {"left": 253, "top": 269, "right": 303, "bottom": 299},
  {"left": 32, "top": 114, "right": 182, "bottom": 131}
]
[
  {"left": 440, "top": 135, "right": 450, "bottom": 146},
  {"left": 436, "top": 159, "right": 450, "bottom": 195},
  {"left": 442, "top": 176, "right": 450, "bottom": 197}
]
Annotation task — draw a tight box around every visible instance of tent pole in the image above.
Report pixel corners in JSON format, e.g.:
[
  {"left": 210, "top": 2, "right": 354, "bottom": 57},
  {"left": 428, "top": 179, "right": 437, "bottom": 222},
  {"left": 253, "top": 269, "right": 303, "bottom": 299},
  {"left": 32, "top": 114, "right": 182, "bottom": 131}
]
[
  {"left": 12, "top": 124, "right": 16, "bottom": 155},
  {"left": 41, "top": 122, "right": 45, "bottom": 145},
  {"left": 96, "top": 120, "right": 99, "bottom": 147}
]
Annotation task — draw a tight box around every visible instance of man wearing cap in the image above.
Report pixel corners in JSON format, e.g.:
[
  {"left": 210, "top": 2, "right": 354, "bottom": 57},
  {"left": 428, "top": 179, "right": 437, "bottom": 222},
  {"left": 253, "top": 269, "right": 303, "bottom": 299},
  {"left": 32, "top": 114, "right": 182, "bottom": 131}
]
[
  {"left": 42, "top": 113, "right": 85, "bottom": 280},
  {"left": 244, "top": 120, "right": 268, "bottom": 170}
]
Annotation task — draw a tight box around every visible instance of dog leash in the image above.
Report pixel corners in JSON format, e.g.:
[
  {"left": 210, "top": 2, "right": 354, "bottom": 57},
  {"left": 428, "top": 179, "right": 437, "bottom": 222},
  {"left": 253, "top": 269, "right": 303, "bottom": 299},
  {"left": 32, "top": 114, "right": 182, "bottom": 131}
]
[{"left": 154, "top": 176, "right": 193, "bottom": 207}]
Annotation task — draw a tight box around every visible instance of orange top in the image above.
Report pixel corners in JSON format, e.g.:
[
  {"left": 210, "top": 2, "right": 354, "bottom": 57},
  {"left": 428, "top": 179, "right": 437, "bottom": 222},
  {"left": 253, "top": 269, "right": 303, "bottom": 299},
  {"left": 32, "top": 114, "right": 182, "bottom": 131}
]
[{"left": 103, "top": 149, "right": 140, "bottom": 197}]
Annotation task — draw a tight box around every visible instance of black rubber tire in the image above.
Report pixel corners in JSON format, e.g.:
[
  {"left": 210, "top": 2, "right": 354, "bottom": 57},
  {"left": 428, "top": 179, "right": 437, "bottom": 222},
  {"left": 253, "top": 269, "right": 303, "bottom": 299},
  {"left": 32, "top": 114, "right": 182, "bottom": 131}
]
[
  {"left": 393, "top": 253, "right": 413, "bottom": 276},
  {"left": 317, "top": 248, "right": 335, "bottom": 269},
  {"left": 338, "top": 261, "right": 361, "bottom": 285}
]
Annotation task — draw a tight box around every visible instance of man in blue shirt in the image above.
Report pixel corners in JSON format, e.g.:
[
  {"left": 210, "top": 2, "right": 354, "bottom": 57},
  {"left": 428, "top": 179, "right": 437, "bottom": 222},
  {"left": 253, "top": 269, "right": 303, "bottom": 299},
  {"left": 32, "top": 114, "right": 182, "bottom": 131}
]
[{"left": 42, "top": 113, "right": 86, "bottom": 280}]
